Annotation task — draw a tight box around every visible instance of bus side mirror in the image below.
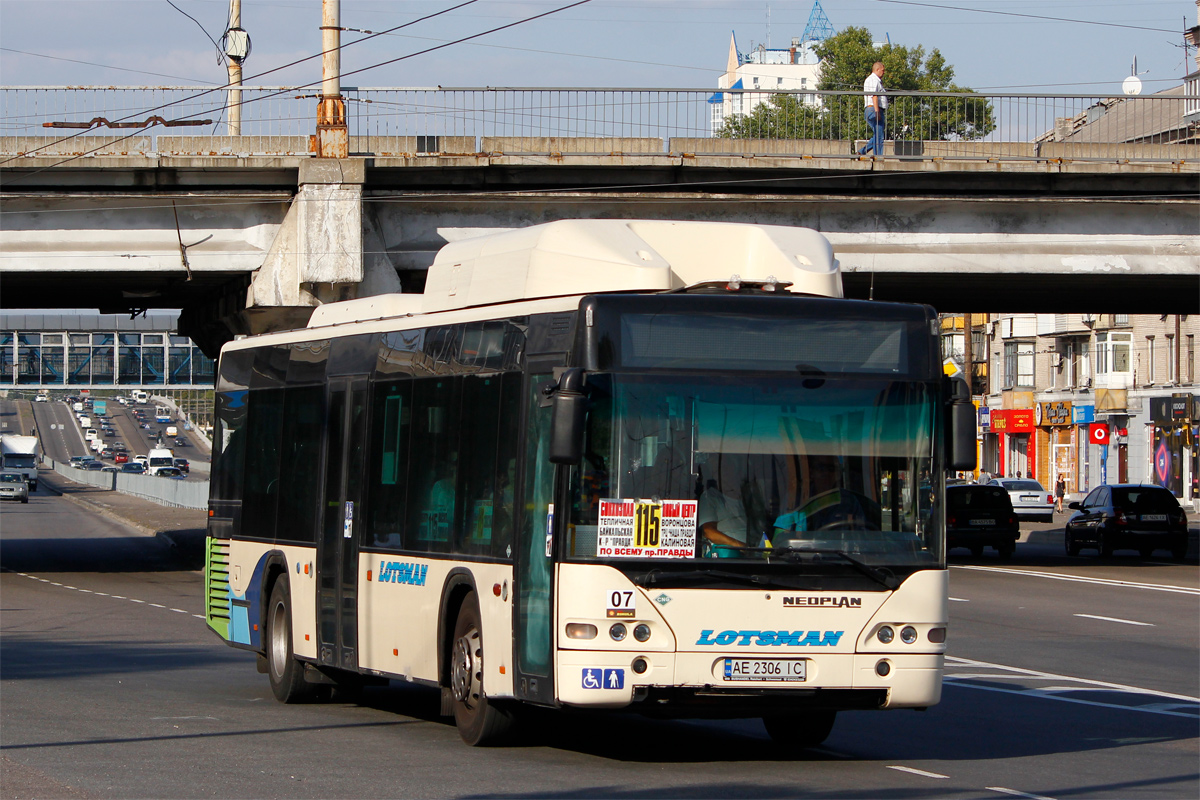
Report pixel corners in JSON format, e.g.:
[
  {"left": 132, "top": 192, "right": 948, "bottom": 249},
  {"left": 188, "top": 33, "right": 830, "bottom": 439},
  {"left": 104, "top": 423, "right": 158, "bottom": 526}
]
[
  {"left": 549, "top": 368, "right": 587, "bottom": 465},
  {"left": 947, "top": 377, "right": 976, "bottom": 471}
]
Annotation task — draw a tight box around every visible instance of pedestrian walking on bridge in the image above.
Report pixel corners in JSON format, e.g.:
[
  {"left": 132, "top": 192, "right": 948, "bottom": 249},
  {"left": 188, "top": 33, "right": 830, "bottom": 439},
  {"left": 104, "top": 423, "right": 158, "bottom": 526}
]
[{"left": 858, "top": 62, "right": 887, "bottom": 156}]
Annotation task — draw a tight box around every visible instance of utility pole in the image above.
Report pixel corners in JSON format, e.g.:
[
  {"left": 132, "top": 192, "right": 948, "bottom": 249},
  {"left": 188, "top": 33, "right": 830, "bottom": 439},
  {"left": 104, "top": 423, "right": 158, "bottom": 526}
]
[
  {"left": 223, "top": 0, "right": 250, "bottom": 136},
  {"left": 316, "top": 0, "right": 348, "bottom": 157},
  {"left": 963, "top": 312, "right": 973, "bottom": 397}
]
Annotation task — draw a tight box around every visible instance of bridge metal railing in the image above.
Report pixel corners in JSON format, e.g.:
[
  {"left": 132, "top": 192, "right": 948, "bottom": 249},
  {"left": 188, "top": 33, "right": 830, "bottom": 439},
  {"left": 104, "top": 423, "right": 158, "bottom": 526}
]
[{"left": 2, "top": 86, "right": 1197, "bottom": 162}]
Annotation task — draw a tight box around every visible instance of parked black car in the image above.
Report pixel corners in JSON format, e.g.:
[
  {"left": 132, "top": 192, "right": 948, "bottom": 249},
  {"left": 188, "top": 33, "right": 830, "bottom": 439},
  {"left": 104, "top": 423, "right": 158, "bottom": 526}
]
[
  {"left": 946, "top": 484, "right": 1019, "bottom": 559},
  {"left": 1065, "top": 484, "right": 1188, "bottom": 560}
]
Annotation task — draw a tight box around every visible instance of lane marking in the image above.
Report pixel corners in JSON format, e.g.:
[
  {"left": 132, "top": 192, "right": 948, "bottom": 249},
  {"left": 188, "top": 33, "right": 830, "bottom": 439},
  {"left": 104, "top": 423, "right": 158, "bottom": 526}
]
[
  {"left": 951, "top": 565, "right": 1199, "bottom": 595},
  {"left": 887, "top": 766, "right": 949, "bottom": 779},
  {"left": 1073, "top": 613, "right": 1155, "bottom": 627},
  {"left": 988, "top": 788, "right": 1057, "bottom": 800},
  {"left": 946, "top": 656, "right": 1199, "bottom": 703},
  {"left": 948, "top": 681, "right": 1199, "bottom": 719},
  {"left": 949, "top": 597, "right": 969, "bottom": 602},
  {"left": 7, "top": 572, "right": 200, "bottom": 620}
]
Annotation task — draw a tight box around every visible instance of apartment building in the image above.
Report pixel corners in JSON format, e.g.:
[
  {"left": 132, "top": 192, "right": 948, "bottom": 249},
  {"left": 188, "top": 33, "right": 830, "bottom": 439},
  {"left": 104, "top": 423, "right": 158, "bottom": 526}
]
[{"left": 943, "top": 314, "right": 1199, "bottom": 508}]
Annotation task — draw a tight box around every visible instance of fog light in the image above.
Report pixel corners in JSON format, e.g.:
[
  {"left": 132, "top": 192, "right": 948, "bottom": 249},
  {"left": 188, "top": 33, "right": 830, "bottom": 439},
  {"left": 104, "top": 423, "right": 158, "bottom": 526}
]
[
  {"left": 928, "top": 626, "right": 946, "bottom": 643},
  {"left": 565, "top": 623, "right": 597, "bottom": 640},
  {"left": 632, "top": 657, "right": 649, "bottom": 674},
  {"left": 877, "top": 626, "right": 894, "bottom": 644},
  {"left": 876, "top": 660, "right": 891, "bottom": 677},
  {"left": 633, "top": 624, "right": 651, "bottom": 642},
  {"left": 900, "top": 626, "right": 918, "bottom": 644},
  {"left": 609, "top": 623, "right": 627, "bottom": 641}
]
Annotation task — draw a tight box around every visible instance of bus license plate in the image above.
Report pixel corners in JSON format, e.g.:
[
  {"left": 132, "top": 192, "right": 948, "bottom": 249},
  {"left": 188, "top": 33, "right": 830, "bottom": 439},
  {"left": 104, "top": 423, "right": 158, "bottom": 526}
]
[{"left": 723, "top": 658, "right": 806, "bottom": 682}]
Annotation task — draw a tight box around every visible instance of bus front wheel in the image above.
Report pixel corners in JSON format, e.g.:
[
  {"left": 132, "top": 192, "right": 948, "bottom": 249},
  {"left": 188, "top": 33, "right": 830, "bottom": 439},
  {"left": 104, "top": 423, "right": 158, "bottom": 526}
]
[
  {"left": 450, "top": 596, "right": 516, "bottom": 746},
  {"left": 267, "top": 577, "right": 313, "bottom": 703},
  {"left": 762, "top": 710, "right": 837, "bottom": 749}
]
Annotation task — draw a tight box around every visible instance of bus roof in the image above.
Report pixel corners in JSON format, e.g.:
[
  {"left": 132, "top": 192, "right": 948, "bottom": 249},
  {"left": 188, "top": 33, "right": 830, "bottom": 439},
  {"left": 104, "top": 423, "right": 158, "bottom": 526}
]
[{"left": 307, "top": 220, "right": 840, "bottom": 329}]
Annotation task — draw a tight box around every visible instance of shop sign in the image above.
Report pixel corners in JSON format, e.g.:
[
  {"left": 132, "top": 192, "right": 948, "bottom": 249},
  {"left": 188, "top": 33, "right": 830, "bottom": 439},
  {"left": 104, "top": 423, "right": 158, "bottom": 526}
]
[
  {"left": 991, "top": 409, "right": 1035, "bottom": 434},
  {"left": 1149, "top": 395, "right": 1193, "bottom": 425},
  {"left": 1037, "top": 401, "right": 1072, "bottom": 427},
  {"left": 1071, "top": 404, "right": 1094, "bottom": 424},
  {"left": 1089, "top": 424, "right": 1109, "bottom": 445},
  {"left": 978, "top": 406, "right": 991, "bottom": 432}
]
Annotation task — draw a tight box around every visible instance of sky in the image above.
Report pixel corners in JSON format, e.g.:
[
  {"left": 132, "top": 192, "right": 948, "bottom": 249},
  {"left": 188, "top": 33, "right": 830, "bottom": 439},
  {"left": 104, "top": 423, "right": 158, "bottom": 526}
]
[{"left": 0, "top": 0, "right": 1195, "bottom": 96}]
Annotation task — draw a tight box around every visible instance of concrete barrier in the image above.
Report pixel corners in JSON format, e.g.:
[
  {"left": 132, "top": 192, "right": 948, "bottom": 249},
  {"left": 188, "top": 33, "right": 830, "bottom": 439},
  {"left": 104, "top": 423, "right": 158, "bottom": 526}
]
[
  {"left": 671, "top": 138, "right": 851, "bottom": 156},
  {"left": 50, "top": 460, "right": 208, "bottom": 509},
  {"left": 482, "top": 137, "right": 664, "bottom": 155}
]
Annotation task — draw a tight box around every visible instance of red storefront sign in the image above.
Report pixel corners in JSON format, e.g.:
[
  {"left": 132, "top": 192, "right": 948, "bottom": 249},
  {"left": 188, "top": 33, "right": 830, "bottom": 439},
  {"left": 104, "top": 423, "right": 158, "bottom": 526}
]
[
  {"left": 1089, "top": 424, "right": 1109, "bottom": 445},
  {"left": 990, "top": 409, "right": 1035, "bottom": 434}
]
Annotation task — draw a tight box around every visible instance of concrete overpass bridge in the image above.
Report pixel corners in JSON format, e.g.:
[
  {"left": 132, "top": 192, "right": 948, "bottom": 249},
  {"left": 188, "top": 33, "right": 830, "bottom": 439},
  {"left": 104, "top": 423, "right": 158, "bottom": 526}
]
[{"left": 1, "top": 87, "right": 1197, "bottom": 355}]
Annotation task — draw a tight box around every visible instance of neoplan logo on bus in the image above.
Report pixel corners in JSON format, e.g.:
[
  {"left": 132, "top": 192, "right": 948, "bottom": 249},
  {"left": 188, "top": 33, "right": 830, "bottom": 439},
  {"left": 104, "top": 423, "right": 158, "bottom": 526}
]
[{"left": 782, "top": 596, "right": 862, "bottom": 608}]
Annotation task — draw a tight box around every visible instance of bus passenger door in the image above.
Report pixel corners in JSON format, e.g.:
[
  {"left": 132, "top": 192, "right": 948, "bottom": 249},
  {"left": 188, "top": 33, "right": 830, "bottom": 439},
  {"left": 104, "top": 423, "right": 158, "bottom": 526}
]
[
  {"left": 318, "top": 377, "right": 369, "bottom": 671},
  {"left": 513, "top": 370, "right": 558, "bottom": 705}
]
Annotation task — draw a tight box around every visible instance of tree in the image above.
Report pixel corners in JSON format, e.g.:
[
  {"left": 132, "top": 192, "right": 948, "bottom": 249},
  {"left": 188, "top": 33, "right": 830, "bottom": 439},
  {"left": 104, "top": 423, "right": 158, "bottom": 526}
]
[{"left": 718, "top": 26, "right": 995, "bottom": 142}]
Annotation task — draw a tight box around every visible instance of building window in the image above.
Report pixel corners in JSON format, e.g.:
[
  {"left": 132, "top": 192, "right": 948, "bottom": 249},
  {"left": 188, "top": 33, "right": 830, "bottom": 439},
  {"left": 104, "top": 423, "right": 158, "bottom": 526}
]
[
  {"left": 1113, "top": 314, "right": 1129, "bottom": 326},
  {"left": 1188, "top": 335, "right": 1195, "bottom": 383},
  {"left": 1095, "top": 332, "right": 1131, "bottom": 376},
  {"left": 1003, "top": 342, "right": 1034, "bottom": 388},
  {"left": 1147, "top": 336, "right": 1155, "bottom": 384},
  {"left": 1166, "top": 335, "right": 1176, "bottom": 383}
]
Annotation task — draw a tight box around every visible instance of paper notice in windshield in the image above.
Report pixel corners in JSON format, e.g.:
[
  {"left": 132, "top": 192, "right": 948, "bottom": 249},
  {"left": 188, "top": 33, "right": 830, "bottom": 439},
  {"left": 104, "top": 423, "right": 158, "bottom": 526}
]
[{"left": 597, "top": 498, "right": 697, "bottom": 559}]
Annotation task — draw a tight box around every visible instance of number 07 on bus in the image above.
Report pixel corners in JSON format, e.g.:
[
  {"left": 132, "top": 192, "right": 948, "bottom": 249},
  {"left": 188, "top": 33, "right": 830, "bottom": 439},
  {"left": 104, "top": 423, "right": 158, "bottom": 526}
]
[{"left": 203, "top": 219, "right": 976, "bottom": 747}]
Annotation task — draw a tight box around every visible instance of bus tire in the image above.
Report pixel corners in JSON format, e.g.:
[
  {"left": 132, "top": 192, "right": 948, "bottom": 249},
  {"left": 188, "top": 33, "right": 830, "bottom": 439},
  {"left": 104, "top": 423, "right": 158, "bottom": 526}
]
[
  {"left": 450, "top": 595, "right": 515, "bottom": 746},
  {"left": 762, "top": 710, "right": 837, "bottom": 749},
  {"left": 266, "top": 577, "right": 313, "bottom": 704}
]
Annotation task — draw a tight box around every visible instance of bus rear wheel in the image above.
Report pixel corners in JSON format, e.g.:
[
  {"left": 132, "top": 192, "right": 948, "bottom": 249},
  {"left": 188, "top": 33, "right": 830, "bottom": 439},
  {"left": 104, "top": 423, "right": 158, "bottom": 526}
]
[
  {"left": 267, "top": 577, "right": 313, "bottom": 704},
  {"left": 762, "top": 710, "right": 837, "bottom": 749},
  {"left": 450, "top": 596, "right": 516, "bottom": 746}
]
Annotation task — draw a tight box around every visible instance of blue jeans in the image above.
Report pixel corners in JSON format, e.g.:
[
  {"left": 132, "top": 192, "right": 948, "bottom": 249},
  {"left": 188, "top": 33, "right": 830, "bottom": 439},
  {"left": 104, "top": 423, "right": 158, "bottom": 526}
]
[{"left": 861, "top": 107, "right": 885, "bottom": 155}]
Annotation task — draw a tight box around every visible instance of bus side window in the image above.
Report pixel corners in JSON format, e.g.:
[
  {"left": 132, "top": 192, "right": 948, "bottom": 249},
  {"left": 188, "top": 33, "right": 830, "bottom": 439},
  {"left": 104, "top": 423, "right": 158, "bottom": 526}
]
[
  {"left": 405, "top": 377, "right": 462, "bottom": 552},
  {"left": 458, "top": 375, "right": 503, "bottom": 555},
  {"left": 490, "top": 371, "right": 522, "bottom": 560},
  {"left": 368, "top": 381, "right": 412, "bottom": 548}
]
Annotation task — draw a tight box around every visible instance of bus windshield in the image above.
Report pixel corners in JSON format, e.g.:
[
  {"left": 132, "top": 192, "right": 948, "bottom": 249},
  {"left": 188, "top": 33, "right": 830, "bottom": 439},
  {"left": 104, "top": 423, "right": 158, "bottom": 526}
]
[{"left": 566, "top": 373, "right": 941, "bottom": 573}]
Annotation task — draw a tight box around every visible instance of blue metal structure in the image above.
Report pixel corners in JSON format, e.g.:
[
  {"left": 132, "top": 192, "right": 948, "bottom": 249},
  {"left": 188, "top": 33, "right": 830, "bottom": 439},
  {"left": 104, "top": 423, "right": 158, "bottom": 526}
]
[{"left": 801, "top": 0, "right": 835, "bottom": 45}]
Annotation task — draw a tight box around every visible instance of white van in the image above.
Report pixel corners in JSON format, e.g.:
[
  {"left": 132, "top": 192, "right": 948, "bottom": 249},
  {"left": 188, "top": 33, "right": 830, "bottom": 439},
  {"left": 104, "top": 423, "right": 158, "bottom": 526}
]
[
  {"left": 79, "top": 416, "right": 92, "bottom": 428},
  {"left": 85, "top": 428, "right": 99, "bottom": 442},
  {"left": 165, "top": 425, "right": 178, "bottom": 438},
  {"left": 146, "top": 448, "right": 175, "bottom": 476}
]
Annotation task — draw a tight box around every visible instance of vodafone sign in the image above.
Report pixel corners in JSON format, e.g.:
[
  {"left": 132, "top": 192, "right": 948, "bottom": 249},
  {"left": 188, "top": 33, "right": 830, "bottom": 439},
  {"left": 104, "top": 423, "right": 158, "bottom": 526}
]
[{"left": 1089, "top": 423, "right": 1110, "bottom": 445}]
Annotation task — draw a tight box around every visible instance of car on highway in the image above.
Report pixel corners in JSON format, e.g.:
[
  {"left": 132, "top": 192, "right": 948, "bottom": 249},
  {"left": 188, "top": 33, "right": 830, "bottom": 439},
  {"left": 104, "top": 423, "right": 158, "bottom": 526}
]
[
  {"left": 0, "top": 472, "right": 30, "bottom": 503},
  {"left": 100, "top": 448, "right": 114, "bottom": 460},
  {"left": 986, "top": 478, "right": 1054, "bottom": 523},
  {"left": 133, "top": 455, "right": 148, "bottom": 466},
  {"left": 101, "top": 465, "right": 119, "bottom": 473},
  {"left": 174, "top": 437, "right": 189, "bottom": 448},
  {"left": 34, "top": 394, "right": 48, "bottom": 403},
  {"left": 69, "top": 456, "right": 94, "bottom": 468},
  {"left": 114, "top": 452, "right": 129, "bottom": 464},
  {"left": 120, "top": 462, "right": 146, "bottom": 474},
  {"left": 139, "top": 422, "right": 152, "bottom": 430},
  {"left": 946, "top": 484, "right": 1019, "bottom": 559},
  {"left": 1066, "top": 484, "right": 1189, "bottom": 560},
  {"left": 173, "top": 458, "right": 190, "bottom": 474},
  {"left": 154, "top": 466, "right": 183, "bottom": 478},
  {"left": 84, "top": 460, "right": 106, "bottom": 471}
]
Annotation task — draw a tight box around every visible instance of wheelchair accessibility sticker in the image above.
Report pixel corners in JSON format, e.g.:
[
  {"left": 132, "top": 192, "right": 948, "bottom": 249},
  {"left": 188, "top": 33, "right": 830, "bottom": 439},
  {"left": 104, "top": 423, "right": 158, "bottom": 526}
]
[{"left": 581, "top": 668, "right": 624, "bottom": 690}]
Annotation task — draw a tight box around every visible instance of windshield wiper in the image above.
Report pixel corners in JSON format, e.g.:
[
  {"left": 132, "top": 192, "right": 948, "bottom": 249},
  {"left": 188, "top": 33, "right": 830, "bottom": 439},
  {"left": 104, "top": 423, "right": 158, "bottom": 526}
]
[{"left": 756, "top": 547, "right": 900, "bottom": 590}]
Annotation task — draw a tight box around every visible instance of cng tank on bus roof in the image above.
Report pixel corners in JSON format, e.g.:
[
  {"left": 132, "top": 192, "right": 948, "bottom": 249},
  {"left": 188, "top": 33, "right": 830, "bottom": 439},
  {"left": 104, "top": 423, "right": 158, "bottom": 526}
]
[
  {"left": 419, "top": 219, "right": 841, "bottom": 313},
  {"left": 305, "top": 220, "right": 843, "bottom": 328}
]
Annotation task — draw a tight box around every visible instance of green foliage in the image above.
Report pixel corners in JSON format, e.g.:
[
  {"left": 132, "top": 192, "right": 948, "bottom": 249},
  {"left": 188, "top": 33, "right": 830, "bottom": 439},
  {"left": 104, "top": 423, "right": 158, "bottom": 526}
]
[{"left": 718, "top": 26, "right": 995, "bottom": 142}]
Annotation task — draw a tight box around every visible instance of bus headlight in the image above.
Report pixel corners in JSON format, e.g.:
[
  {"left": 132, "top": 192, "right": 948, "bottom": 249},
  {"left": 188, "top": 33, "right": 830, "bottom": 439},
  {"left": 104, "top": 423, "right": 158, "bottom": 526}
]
[
  {"left": 928, "top": 627, "right": 947, "bottom": 643},
  {"left": 900, "top": 626, "right": 918, "bottom": 644},
  {"left": 609, "top": 623, "right": 627, "bottom": 641},
  {"left": 633, "top": 624, "right": 651, "bottom": 642},
  {"left": 877, "top": 626, "right": 895, "bottom": 644}
]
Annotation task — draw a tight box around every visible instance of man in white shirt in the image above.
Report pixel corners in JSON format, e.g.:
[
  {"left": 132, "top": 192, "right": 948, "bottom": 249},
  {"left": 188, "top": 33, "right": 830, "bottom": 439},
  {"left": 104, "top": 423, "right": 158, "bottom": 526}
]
[{"left": 857, "top": 61, "right": 887, "bottom": 156}]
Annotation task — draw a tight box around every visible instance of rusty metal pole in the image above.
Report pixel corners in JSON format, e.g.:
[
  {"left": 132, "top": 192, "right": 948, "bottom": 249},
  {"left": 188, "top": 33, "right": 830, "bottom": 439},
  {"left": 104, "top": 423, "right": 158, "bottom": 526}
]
[
  {"left": 227, "top": 0, "right": 242, "bottom": 136},
  {"left": 316, "top": 0, "right": 348, "bottom": 158}
]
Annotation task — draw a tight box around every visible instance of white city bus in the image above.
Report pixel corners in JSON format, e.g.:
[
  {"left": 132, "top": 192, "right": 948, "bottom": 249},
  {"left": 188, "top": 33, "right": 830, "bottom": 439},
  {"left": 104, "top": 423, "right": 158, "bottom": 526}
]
[
  {"left": 204, "top": 220, "right": 974, "bottom": 747},
  {"left": 155, "top": 405, "right": 172, "bottom": 424}
]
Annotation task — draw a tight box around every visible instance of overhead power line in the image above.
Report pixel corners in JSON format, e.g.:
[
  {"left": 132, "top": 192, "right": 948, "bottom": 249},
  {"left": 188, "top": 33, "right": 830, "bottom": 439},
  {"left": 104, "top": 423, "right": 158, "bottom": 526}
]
[
  {"left": 0, "top": 47, "right": 221, "bottom": 85},
  {"left": 868, "top": 0, "right": 1180, "bottom": 34},
  {"left": 0, "top": 0, "right": 595, "bottom": 178}
]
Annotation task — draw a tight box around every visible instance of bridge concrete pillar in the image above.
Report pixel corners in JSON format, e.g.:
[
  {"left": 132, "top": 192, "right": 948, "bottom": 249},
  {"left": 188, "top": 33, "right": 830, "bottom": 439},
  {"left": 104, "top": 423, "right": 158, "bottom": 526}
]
[{"left": 183, "top": 158, "right": 402, "bottom": 356}]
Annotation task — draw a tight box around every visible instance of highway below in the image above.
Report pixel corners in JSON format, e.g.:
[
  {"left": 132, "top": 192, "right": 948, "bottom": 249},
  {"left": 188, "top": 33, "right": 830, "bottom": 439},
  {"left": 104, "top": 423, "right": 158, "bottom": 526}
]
[{"left": 0, "top": 481, "right": 1196, "bottom": 799}]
